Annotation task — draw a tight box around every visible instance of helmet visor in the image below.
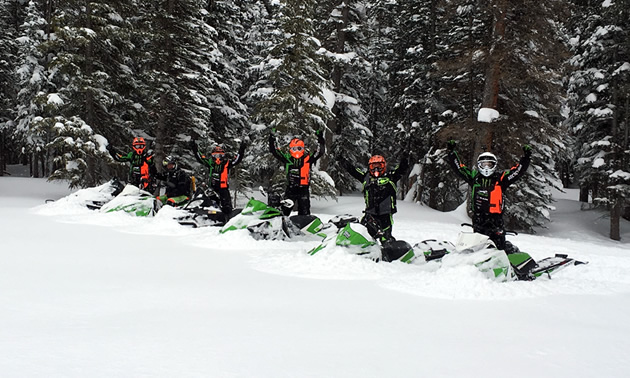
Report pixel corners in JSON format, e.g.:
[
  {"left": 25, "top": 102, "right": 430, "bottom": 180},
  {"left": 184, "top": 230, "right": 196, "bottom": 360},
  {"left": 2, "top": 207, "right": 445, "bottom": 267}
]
[
  {"left": 133, "top": 144, "right": 146, "bottom": 153},
  {"left": 478, "top": 160, "right": 496, "bottom": 170},
  {"left": 369, "top": 163, "right": 385, "bottom": 175}
]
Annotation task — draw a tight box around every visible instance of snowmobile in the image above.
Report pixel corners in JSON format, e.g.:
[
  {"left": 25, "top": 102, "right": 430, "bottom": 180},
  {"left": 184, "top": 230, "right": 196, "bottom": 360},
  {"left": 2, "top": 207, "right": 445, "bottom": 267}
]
[
  {"left": 173, "top": 187, "right": 234, "bottom": 228},
  {"left": 408, "top": 230, "right": 588, "bottom": 281},
  {"left": 308, "top": 220, "right": 587, "bottom": 281},
  {"left": 99, "top": 184, "right": 161, "bottom": 217},
  {"left": 48, "top": 178, "right": 125, "bottom": 210},
  {"left": 307, "top": 215, "right": 415, "bottom": 263},
  {"left": 219, "top": 187, "right": 327, "bottom": 241}
]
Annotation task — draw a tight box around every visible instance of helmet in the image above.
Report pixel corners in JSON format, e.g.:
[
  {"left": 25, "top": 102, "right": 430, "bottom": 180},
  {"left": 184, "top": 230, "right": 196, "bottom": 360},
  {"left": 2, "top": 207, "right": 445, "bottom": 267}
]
[
  {"left": 211, "top": 146, "right": 225, "bottom": 163},
  {"left": 163, "top": 155, "right": 177, "bottom": 171},
  {"left": 132, "top": 137, "right": 146, "bottom": 154},
  {"left": 368, "top": 155, "right": 386, "bottom": 177},
  {"left": 477, "top": 152, "right": 497, "bottom": 177},
  {"left": 289, "top": 138, "right": 305, "bottom": 158}
]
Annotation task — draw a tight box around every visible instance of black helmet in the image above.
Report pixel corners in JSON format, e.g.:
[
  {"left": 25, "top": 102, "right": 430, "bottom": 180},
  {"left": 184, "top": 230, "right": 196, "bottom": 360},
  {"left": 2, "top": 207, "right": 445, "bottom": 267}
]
[{"left": 163, "top": 155, "right": 177, "bottom": 171}]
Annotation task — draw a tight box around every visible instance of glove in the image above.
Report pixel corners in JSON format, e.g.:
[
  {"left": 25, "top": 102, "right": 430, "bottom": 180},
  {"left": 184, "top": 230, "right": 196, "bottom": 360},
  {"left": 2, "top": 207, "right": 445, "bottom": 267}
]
[
  {"left": 107, "top": 145, "right": 117, "bottom": 158},
  {"left": 446, "top": 139, "right": 456, "bottom": 152},
  {"left": 317, "top": 129, "right": 325, "bottom": 143},
  {"left": 271, "top": 127, "right": 277, "bottom": 134},
  {"left": 190, "top": 140, "right": 198, "bottom": 153},
  {"left": 523, "top": 144, "right": 532, "bottom": 157}
]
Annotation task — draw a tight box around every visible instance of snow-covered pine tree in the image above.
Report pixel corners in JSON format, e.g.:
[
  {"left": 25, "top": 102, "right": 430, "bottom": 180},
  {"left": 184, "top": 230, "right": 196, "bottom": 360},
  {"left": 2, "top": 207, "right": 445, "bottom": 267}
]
[
  {"left": 14, "top": 0, "right": 56, "bottom": 178},
  {"left": 384, "top": 0, "right": 464, "bottom": 208},
  {"left": 133, "top": 0, "right": 222, "bottom": 173},
  {"left": 193, "top": 0, "right": 259, "bottom": 202},
  {"left": 362, "top": 0, "right": 397, "bottom": 157},
  {"left": 0, "top": 0, "right": 21, "bottom": 174},
  {"left": 567, "top": 0, "right": 630, "bottom": 240},
  {"left": 248, "top": 0, "right": 335, "bottom": 196},
  {"left": 18, "top": 0, "right": 147, "bottom": 187},
  {"left": 315, "top": 0, "right": 372, "bottom": 195},
  {"left": 434, "top": 0, "right": 570, "bottom": 231}
]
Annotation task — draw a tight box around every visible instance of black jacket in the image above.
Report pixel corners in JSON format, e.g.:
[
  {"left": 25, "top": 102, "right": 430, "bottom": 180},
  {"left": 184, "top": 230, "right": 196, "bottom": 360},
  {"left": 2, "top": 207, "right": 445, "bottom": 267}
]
[{"left": 341, "top": 157, "right": 409, "bottom": 215}]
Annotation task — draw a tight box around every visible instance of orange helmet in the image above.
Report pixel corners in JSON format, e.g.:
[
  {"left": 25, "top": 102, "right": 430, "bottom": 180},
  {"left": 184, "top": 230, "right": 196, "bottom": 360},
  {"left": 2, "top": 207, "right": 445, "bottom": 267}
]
[
  {"left": 289, "top": 138, "right": 305, "bottom": 158},
  {"left": 132, "top": 137, "right": 146, "bottom": 154},
  {"left": 368, "top": 155, "right": 386, "bottom": 177}
]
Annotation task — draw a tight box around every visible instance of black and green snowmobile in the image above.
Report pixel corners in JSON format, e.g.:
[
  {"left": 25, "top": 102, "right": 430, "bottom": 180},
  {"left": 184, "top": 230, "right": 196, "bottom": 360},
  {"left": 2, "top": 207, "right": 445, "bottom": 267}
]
[
  {"left": 219, "top": 188, "right": 327, "bottom": 241},
  {"left": 100, "top": 184, "right": 161, "bottom": 217},
  {"left": 308, "top": 220, "right": 587, "bottom": 281},
  {"left": 174, "top": 187, "right": 236, "bottom": 228}
]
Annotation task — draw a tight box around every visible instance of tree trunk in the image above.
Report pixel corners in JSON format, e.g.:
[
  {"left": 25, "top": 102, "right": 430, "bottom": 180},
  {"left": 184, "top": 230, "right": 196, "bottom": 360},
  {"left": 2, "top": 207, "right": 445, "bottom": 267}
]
[
  {"left": 31, "top": 152, "right": 39, "bottom": 178},
  {"left": 0, "top": 129, "right": 5, "bottom": 176},
  {"left": 321, "top": 1, "right": 349, "bottom": 172},
  {"left": 579, "top": 184, "right": 589, "bottom": 202},
  {"left": 611, "top": 199, "right": 622, "bottom": 241},
  {"left": 476, "top": 0, "right": 508, "bottom": 157}
]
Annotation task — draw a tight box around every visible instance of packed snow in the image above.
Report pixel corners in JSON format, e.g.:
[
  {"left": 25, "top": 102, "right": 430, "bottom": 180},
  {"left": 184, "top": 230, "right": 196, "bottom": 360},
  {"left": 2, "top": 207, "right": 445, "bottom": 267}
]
[
  {"left": 1, "top": 175, "right": 629, "bottom": 378},
  {"left": 477, "top": 107, "right": 500, "bottom": 123}
]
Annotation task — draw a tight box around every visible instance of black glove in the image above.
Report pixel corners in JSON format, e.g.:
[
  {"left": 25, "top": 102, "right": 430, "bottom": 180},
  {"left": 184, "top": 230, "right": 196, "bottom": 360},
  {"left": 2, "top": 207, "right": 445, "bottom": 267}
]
[
  {"left": 316, "top": 129, "right": 325, "bottom": 142},
  {"left": 107, "top": 145, "right": 117, "bottom": 158},
  {"left": 523, "top": 144, "right": 532, "bottom": 157},
  {"left": 446, "top": 139, "right": 456, "bottom": 152}
]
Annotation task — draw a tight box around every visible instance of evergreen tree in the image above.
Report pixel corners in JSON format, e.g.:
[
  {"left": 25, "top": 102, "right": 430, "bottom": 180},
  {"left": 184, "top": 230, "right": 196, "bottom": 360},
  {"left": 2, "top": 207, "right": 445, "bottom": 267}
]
[
  {"left": 436, "top": 0, "right": 570, "bottom": 231},
  {"left": 14, "top": 0, "right": 55, "bottom": 178},
  {"left": 248, "top": 0, "right": 335, "bottom": 196},
  {"left": 567, "top": 0, "right": 630, "bottom": 240},
  {"left": 315, "top": 0, "right": 372, "bottom": 194},
  {"left": 0, "top": 0, "right": 22, "bottom": 174}
]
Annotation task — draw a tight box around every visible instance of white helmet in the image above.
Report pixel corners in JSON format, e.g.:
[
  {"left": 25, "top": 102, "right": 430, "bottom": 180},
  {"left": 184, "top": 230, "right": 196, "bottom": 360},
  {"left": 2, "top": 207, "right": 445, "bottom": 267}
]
[{"left": 477, "top": 152, "right": 497, "bottom": 177}]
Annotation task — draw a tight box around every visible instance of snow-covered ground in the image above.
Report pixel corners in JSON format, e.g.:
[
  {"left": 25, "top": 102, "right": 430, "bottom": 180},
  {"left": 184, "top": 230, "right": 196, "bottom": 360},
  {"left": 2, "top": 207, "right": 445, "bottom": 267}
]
[{"left": 1, "top": 176, "right": 629, "bottom": 378}]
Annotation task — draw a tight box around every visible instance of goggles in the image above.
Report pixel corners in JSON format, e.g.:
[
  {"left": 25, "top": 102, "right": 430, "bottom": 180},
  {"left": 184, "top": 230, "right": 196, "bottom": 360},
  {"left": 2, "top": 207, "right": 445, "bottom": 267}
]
[
  {"left": 290, "top": 146, "right": 304, "bottom": 152},
  {"left": 478, "top": 161, "right": 496, "bottom": 169},
  {"left": 211, "top": 153, "right": 225, "bottom": 159}
]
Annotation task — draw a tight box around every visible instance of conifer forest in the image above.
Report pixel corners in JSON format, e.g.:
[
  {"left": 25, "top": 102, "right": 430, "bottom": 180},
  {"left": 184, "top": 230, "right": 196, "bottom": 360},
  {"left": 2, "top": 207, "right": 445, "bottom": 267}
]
[{"left": 0, "top": 0, "right": 628, "bottom": 239}]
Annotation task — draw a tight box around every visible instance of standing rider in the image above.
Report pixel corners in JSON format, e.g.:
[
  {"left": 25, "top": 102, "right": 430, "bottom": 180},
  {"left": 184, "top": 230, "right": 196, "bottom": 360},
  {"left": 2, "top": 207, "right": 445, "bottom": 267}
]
[
  {"left": 156, "top": 155, "right": 192, "bottom": 206},
  {"left": 340, "top": 154, "right": 409, "bottom": 242},
  {"left": 191, "top": 139, "right": 246, "bottom": 216},
  {"left": 268, "top": 129, "right": 326, "bottom": 216},
  {"left": 446, "top": 140, "right": 532, "bottom": 253},
  {"left": 109, "top": 137, "right": 156, "bottom": 191}
]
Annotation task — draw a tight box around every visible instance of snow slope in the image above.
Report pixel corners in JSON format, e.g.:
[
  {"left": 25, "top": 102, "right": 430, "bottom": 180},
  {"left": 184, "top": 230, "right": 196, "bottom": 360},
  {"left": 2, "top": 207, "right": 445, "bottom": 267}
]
[{"left": 1, "top": 177, "right": 629, "bottom": 378}]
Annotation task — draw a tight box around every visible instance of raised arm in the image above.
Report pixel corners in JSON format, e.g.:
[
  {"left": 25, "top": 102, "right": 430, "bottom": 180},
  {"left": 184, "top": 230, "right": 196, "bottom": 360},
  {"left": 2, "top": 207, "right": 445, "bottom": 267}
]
[
  {"left": 340, "top": 157, "right": 366, "bottom": 182},
  {"left": 390, "top": 155, "right": 409, "bottom": 183},
  {"left": 500, "top": 145, "right": 532, "bottom": 188},
  {"left": 446, "top": 140, "right": 475, "bottom": 185},
  {"left": 231, "top": 140, "right": 247, "bottom": 167},
  {"left": 311, "top": 130, "right": 326, "bottom": 163},
  {"left": 268, "top": 132, "right": 287, "bottom": 162},
  {"left": 190, "top": 140, "right": 208, "bottom": 165}
]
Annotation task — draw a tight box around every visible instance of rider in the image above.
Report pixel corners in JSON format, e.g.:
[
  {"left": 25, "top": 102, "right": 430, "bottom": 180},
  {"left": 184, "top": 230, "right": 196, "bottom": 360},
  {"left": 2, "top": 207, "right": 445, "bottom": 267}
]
[
  {"left": 269, "top": 129, "right": 325, "bottom": 216},
  {"left": 340, "top": 153, "right": 409, "bottom": 242},
  {"left": 109, "top": 137, "right": 156, "bottom": 191},
  {"left": 446, "top": 140, "right": 532, "bottom": 253},
  {"left": 191, "top": 139, "right": 246, "bottom": 216},
  {"left": 156, "top": 155, "right": 192, "bottom": 206}
]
